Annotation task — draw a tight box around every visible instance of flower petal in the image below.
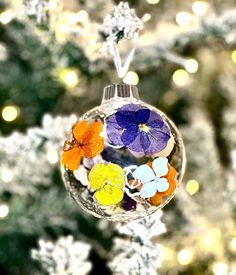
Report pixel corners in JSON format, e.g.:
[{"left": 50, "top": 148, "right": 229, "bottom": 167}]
[
  {"left": 156, "top": 178, "right": 169, "bottom": 192},
  {"left": 140, "top": 132, "right": 151, "bottom": 151},
  {"left": 144, "top": 128, "right": 170, "bottom": 155},
  {"left": 61, "top": 147, "right": 82, "bottom": 171},
  {"left": 133, "top": 108, "right": 150, "bottom": 124},
  {"left": 115, "top": 110, "right": 136, "bottom": 128},
  {"left": 72, "top": 120, "right": 88, "bottom": 143},
  {"left": 140, "top": 182, "right": 158, "bottom": 198},
  {"left": 81, "top": 136, "right": 104, "bottom": 158},
  {"left": 95, "top": 186, "right": 124, "bottom": 206},
  {"left": 148, "top": 164, "right": 177, "bottom": 206},
  {"left": 133, "top": 164, "right": 156, "bottom": 183},
  {"left": 106, "top": 115, "right": 124, "bottom": 146},
  {"left": 107, "top": 163, "right": 125, "bottom": 188},
  {"left": 89, "top": 163, "right": 108, "bottom": 190},
  {"left": 152, "top": 157, "right": 168, "bottom": 177},
  {"left": 121, "top": 125, "right": 139, "bottom": 146}
]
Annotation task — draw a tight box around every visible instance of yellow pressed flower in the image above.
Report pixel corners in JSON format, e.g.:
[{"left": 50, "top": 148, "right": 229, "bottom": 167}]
[{"left": 89, "top": 163, "right": 125, "bottom": 206}]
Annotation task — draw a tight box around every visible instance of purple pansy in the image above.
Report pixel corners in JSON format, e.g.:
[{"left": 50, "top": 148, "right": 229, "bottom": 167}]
[{"left": 106, "top": 104, "right": 171, "bottom": 156}]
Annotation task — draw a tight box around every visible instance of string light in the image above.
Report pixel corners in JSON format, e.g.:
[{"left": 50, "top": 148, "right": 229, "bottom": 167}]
[
  {"left": 47, "top": 147, "right": 59, "bottom": 164},
  {"left": 231, "top": 50, "right": 236, "bottom": 64},
  {"left": 2, "top": 105, "right": 20, "bottom": 122},
  {"left": 58, "top": 23, "right": 70, "bottom": 34},
  {"left": 176, "top": 12, "right": 191, "bottom": 26},
  {"left": 203, "top": 228, "right": 221, "bottom": 248},
  {"left": 0, "top": 204, "right": 9, "bottom": 219},
  {"left": 76, "top": 10, "right": 89, "bottom": 23},
  {"left": 142, "top": 13, "right": 151, "bottom": 22},
  {"left": 185, "top": 59, "right": 199, "bottom": 73},
  {"left": 212, "top": 262, "right": 228, "bottom": 275},
  {"left": 1, "top": 169, "right": 14, "bottom": 183},
  {"left": 192, "top": 1, "right": 208, "bottom": 16},
  {"left": 177, "top": 249, "right": 193, "bottom": 265},
  {"left": 229, "top": 237, "right": 236, "bottom": 253},
  {"left": 59, "top": 68, "right": 79, "bottom": 88},
  {"left": 186, "top": 179, "right": 199, "bottom": 195},
  {"left": 146, "top": 0, "right": 160, "bottom": 4},
  {"left": 123, "top": 71, "right": 139, "bottom": 85},
  {"left": 0, "top": 10, "right": 14, "bottom": 25},
  {"left": 172, "top": 69, "right": 189, "bottom": 86}
]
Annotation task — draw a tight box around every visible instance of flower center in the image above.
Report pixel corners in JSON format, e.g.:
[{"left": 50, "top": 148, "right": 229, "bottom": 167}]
[{"left": 139, "top": 124, "right": 150, "bottom": 133}]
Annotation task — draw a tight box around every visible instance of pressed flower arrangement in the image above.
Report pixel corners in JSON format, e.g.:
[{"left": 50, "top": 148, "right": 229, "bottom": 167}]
[{"left": 62, "top": 84, "right": 185, "bottom": 221}]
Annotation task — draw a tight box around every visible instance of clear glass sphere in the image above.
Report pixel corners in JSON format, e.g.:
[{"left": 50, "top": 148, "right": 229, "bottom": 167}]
[{"left": 62, "top": 84, "right": 186, "bottom": 222}]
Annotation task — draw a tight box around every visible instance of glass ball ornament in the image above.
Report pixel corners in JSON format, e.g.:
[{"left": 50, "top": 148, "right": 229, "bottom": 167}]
[{"left": 61, "top": 83, "right": 186, "bottom": 222}]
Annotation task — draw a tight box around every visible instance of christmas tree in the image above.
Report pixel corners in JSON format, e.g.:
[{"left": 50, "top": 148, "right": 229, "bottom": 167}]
[{"left": 0, "top": 0, "right": 236, "bottom": 274}]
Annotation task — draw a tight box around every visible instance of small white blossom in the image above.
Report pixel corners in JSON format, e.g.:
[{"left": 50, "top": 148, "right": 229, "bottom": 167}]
[{"left": 31, "top": 236, "right": 92, "bottom": 275}]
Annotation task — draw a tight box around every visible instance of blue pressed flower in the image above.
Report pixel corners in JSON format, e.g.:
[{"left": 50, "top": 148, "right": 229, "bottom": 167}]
[{"left": 106, "top": 104, "right": 172, "bottom": 156}]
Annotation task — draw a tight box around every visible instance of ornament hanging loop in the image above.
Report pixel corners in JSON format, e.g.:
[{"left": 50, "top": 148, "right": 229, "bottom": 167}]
[{"left": 102, "top": 2, "right": 143, "bottom": 79}]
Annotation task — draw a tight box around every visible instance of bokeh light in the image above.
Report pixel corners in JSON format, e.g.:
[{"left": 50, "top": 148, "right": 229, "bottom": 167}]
[
  {"left": 176, "top": 12, "right": 191, "bottom": 26},
  {"left": 0, "top": 10, "right": 14, "bottom": 24},
  {"left": 212, "top": 262, "right": 228, "bottom": 275},
  {"left": 0, "top": 204, "right": 9, "bottom": 219},
  {"left": 47, "top": 147, "right": 59, "bottom": 164},
  {"left": 1, "top": 169, "right": 14, "bottom": 183},
  {"left": 192, "top": 1, "right": 208, "bottom": 16},
  {"left": 172, "top": 69, "right": 189, "bottom": 86},
  {"left": 177, "top": 249, "right": 193, "bottom": 265},
  {"left": 229, "top": 237, "right": 236, "bottom": 253},
  {"left": 185, "top": 59, "right": 199, "bottom": 73},
  {"left": 59, "top": 68, "right": 79, "bottom": 88},
  {"left": 142, "top": 13, "right": 151, "bottom": 22},
  {"left": 146, "top": 0, "right": 160, "bottom": 4},
  {"left": 203, "top": 228, "right": 221, "bottom": 249},
  {"left": 231, "top": 50, "right": 236, "bottom": 64},
  {"left": 2, "top": 105, "right": 20, "bottom": 122},
  {"left": 123, "top": 71, "right": 139, "bottom": 85},
  {"left": 186, "top": 179, "right": 200, "bottom": 195},
  {"left": 76, "top": 10, "right": 89, "bottom": 23}
]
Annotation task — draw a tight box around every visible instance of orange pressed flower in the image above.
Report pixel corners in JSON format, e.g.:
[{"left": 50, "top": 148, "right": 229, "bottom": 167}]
[
  {"left": 61, "top": 120, "right": 104, "bottom": 170},
  {"left": 148, "top": 164, "right": 177, "bottom": 206}
]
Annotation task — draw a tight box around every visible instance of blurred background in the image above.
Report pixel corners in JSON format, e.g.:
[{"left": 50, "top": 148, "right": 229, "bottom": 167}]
[{"left": 0, "top": 0, "right": 236, "bottom": 274}]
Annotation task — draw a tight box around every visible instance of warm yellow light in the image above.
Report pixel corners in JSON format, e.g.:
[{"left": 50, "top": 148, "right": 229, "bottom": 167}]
[
  {"left": 48, "top": 0, "right": 58, "bottom": 11},
  {"left": 176, "top": 12, "right": 191, "bottom": 26},
  {"left": 186, "top": 179, "right": 199, "bottom": 195},
  {"left": 142, "top": 13, "right": 151, "bottom": 22},
  {"left": 59, "top": 69, "right": 79, "bottom": 88},
  {"left": 231, "top": 51, "right": 236, "bottom": 64},
  {"left": 203, "top": 228, "right": 221, "bottom": 248},
  {"left": 123, "top": 71, "right": 139, "bottom": 85},
  {"left": 1, "top": 169, "right": 14, "bottom": 183},
  {"left": 0, "top": 10, "right": 14, "bottom": 25},
  {"left": 58, "top": 23, "right": 70, "bottom": 33},
  {"left": 192, "top": 1, "right": 208, "bottom": 16},
  {"left": 0, "top": 204, "right": 9, "bottom": 219},
  {"left": 146, "top": 0, "right": 160, "bottom": 4},
  {"left": 65, "top": 13, "right": 78, "bottom": 25},
  {"left": 185, "top": 59, "right": 199, "bottom": 73},
  {"left": 2, "top": 105, "right": 19, "bottom": 122},
  {"left": 229, "top": 237, "right": 236, "bottom": 253},
  {"left": 212, "top": 262, "right": 228, "bottom": 275},
  {"left": 172, "top": 69, "right": 189, "bottom": 86},
  {"left": 47, "top": 147, "right": 59, "bottom": 164},
  {"left": 177, "top": 249, "right": 193, "bottom": 266},
  {"left": 76, "top": 10, "right": 89, "bottom": 23}
]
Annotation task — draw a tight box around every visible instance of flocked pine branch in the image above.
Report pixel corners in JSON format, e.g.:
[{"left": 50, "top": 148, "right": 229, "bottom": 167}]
[
  {"left": 31, "top": 235, "right": 92, "bottom": 275},
  {"left": 108, "top": 211, "right": 166, "bottom": 275},
  {"left": 0, "top": 114, "right": 76, "bottom": 195}
]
